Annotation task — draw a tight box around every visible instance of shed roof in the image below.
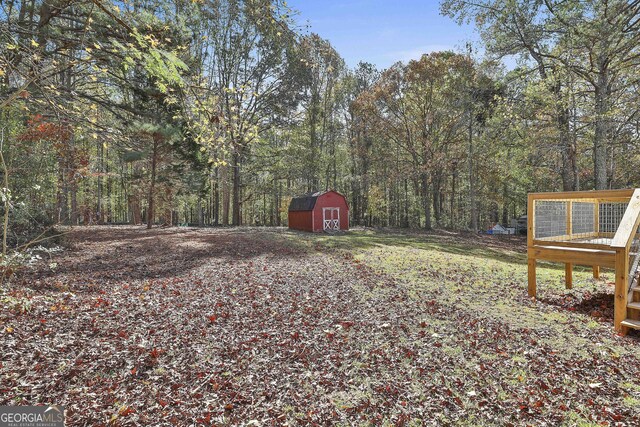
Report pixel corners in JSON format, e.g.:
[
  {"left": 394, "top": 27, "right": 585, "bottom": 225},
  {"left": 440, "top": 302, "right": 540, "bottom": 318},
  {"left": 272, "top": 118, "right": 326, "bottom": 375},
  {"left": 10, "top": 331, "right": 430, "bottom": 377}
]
[{"left": 288, "top": 191, "right": 327, "bottom": 212}]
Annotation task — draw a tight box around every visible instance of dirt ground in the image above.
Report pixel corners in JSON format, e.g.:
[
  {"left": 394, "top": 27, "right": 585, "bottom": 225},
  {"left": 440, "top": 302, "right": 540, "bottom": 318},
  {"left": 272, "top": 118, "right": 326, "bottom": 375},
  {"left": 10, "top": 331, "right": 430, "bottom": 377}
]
[{"left": 1, "top": 226, "right": 640, "bottom": 426}]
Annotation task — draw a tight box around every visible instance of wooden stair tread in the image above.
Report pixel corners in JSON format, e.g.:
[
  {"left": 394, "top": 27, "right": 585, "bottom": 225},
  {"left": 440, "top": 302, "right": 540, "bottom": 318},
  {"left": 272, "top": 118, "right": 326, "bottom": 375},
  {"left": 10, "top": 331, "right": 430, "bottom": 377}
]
[
  {"left": 628, "top": 301, "right": 640, "bottom": 310},
  {"left": 621, "top": 319, "right": 640, "bottom": 330}
]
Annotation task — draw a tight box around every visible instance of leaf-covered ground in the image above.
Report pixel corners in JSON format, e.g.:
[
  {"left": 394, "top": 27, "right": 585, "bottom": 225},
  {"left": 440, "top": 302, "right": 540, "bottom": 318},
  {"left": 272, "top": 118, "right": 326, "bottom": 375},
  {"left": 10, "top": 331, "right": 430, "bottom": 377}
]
[{"left": 1, "top": 226, "right": 640, "bottom": 426}]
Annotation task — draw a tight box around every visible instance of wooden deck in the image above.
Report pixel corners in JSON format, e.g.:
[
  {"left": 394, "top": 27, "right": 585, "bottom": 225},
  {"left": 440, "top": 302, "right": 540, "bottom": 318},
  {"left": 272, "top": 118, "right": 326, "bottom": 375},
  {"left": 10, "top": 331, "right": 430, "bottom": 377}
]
[{"left": 527, "top": 189, "right": 640, "bottom": 335}]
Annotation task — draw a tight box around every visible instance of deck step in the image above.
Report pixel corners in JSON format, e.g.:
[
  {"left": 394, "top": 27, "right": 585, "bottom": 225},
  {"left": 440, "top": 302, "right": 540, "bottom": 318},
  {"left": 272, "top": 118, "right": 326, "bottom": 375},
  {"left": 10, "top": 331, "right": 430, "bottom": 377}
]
[
  {"left": 628, "top": 301, "right": 640, "bottom": 310},
  {"left": 621, "top": 319, "right": 640, "bottom": 330}
]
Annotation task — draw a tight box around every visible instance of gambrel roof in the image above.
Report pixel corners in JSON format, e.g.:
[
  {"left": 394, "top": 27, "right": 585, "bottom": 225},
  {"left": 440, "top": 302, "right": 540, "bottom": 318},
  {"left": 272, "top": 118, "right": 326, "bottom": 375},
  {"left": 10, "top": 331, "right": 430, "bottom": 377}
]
[{"left": 288, "top": 191, "right": 328, "bottom": 212}]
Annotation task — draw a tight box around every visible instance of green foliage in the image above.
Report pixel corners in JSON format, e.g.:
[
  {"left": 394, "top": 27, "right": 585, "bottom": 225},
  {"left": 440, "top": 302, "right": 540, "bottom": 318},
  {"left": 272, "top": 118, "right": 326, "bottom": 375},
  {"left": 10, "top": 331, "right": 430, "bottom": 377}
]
[{"left": 1, "top": 0, "right": 639, "bottom": 235}]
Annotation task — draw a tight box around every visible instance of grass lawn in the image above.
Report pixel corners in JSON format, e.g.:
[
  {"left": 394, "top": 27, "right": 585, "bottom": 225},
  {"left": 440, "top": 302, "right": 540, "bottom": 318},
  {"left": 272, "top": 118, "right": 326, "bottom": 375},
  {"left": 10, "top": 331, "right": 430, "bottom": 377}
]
[{"left": 1, "top": 226, "right": 639, "bottom": 426}]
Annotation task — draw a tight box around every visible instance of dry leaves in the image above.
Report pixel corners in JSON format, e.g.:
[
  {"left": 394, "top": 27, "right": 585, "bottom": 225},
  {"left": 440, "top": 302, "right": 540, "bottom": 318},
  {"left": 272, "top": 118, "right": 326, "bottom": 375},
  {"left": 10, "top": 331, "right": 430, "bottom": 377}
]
[{"left": 1, "top": 226, "right": 639, "bottom": 426}]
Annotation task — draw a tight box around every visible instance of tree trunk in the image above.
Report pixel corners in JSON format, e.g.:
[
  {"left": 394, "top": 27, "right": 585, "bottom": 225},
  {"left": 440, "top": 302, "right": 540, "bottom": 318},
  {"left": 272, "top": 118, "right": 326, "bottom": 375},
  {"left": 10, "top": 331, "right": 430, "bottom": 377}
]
[
  {"left": 222, "top": 165, "right": 229, "bottom": 226},
  {"left": 70, "top": 182, "right": 78, "bottom": 225},
  {"left": 106, "top": 143, "right": 111, "bottom": 223},
  {"left": 57, "top": 156, "right": 68, "bottom": 224},
  {"left": 350, "top": 162, "right": 360, "bottom": 226},
  {"left": 271, "top": 178, "right": 277, "bottom": 226},
  {"left": 146, "top": 134, "right": 159, "bottom": 229},
  {"left": 468, "top": 100, "right": 477, "bottom": 232},
  {"left": 557, "top": 104, "right": 576, "bottom": 191},
  {"left": 421, "top": 173, "right": 432, "bottom": 230},
  {"left": 275, "top": 180, "right": 282, "bottom": 226},
  {"left": 450, "top": 167, "right": 457, "bottom": 228},
  {"left": 361, "top": 134, "right": 371, "bottom": 226},
  {"left": 0, "top": 133, "right": 10, "bottom": 256},
  {"left": 69, "top": 130, "right": 78, "bottom": 225},
  {"left": 502, "top": 181, "right": 509, "bottom": 226},
  {"left": 432, "top": 172, "right": 442, "bottom": 227},
  {"left": 593, "top": 74, "right": 610, "bottom": 190},
  {"left": 549, "top": 79, "right": 577, "bottom": 192},
  {"left": 309, "top": 92, "right": 319, "bottom": 192},
  {"left": 164, "top": 186, "right": 173, "bottom": 226},
  {"left": 213, "top": 170, "right": 219, "bottom": 226},
  {"left": 129, "top": 195, "right": 141, "bottom": 225},
  {"left": 403, "top": 179, "right": 409, "bottom": 228},
  {"left": 232, "top": 151, "right": 241, "bottom": 226},
  {"left": 97, "top": 139, "right": 103, "bottom": 224}
]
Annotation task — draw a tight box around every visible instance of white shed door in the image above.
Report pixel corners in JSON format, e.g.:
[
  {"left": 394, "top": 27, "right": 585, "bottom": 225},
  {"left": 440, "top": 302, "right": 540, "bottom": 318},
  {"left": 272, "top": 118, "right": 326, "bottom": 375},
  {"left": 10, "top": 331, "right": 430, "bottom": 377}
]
[{"left": 323, "top": 207, "right": 340, "bottom": 231}]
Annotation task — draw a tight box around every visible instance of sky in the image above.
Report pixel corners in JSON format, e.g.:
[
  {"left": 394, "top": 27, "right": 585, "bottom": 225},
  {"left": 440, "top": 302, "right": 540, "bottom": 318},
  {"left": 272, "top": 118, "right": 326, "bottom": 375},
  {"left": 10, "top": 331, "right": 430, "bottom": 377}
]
[{"left": 286, "top": 0, "right": 481, "bottom": 70}]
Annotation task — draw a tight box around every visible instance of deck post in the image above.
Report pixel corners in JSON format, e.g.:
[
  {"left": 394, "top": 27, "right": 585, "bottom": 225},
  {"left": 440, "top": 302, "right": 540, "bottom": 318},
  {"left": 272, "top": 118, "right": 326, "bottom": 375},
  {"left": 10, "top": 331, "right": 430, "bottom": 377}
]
[
  {"left": 565, "top": 263, "right": 573, "bottom": 289},
  {"left": 527, "top": 194, "right": 535, "bottom": 297},
  {"left": 592, "top": 266, "right": 600, "bottom": 279},
  {"left": 528, "top": 257, "right": 537, "bottom": 297},
  {"left": 614, "top": 248, "right": 629, "bottom": 335}
]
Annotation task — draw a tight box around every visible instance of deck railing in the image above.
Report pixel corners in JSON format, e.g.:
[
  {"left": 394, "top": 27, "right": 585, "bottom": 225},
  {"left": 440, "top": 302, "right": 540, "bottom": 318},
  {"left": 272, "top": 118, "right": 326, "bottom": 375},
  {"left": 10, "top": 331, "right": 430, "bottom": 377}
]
[{"left": 610, "top": 189, "right": 640, "bottom": 329}]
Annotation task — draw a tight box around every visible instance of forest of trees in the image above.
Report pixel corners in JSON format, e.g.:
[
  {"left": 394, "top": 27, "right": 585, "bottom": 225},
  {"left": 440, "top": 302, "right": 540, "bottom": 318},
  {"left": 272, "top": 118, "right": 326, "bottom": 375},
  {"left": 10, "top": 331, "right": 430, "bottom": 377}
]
[{"left": 1, "top": 0, "right": 640, "bottom": 247}]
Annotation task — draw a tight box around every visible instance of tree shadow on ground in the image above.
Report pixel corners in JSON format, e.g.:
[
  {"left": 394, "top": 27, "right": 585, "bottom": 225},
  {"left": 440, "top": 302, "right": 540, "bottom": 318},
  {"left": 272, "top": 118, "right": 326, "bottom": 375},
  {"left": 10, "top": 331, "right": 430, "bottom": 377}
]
[
  {"left": 20, "top": 226, "right": 309, "bottom": 292},
  {"left": 296, "top": 228, "right": 533, "bottom": 266}
]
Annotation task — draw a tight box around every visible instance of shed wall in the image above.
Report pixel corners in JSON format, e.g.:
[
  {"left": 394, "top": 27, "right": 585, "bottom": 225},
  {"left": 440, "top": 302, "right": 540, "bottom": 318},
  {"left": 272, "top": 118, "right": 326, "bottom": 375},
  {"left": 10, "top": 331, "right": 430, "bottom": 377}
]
[{"left": 288, "top": 210, "right": 313, "bottom": 232}]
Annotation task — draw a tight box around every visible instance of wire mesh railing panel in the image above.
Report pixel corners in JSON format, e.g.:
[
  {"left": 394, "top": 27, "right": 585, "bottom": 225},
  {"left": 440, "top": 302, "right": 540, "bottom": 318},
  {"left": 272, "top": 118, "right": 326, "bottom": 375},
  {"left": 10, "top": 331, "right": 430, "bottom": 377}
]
[
  {"left": 572, "top": 201, "right": 596, "bottom": 237},
  {"left": 599, "top": 202, "right": 628, "bottom": 234},
  {"left": 534, "top": 201, "right": 567, "bottom": 239},
  {"left": 533, "top": 197, "right": 636, "bottom": 245},
  {"left": 628, "top": 223, "right": 640, "bottom": 289}
]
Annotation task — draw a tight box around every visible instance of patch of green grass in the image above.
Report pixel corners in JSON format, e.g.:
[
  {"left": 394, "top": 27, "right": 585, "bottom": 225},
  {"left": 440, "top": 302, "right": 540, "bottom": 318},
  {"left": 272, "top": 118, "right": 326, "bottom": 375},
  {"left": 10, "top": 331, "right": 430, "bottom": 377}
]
[
  {"left": 623, "top": 396, "right": 640, "bottom": 408},
  {"left": 511, "top": 355, "right": 527, "bottom": 363},
  {"left": 586, "top": 320, "right": 600, "bottom": 329},
  {"left": 563, "top": 411, "right": 604, "bottom": 427},
  {"left": 621, "top": 381, "right": 640, "bottom": 392}
]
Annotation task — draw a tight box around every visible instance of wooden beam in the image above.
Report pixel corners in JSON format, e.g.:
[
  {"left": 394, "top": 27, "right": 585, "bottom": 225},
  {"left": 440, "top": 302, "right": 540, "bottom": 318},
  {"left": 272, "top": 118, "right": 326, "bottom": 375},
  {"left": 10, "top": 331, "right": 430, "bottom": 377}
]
[
  {"left": 593, "top": 266, "right": 600, "bottom": 279},
  {"left": 531, "top": 239, "right": 610, "bottom": 250},
  {"left": 530, "top": 197, "right": 598, "bottom": 203},
  {"left": 528, "top": 247, "right": 616, "bottom": 268},
  {"left": 565, "top": 263, "right": 573, "bottom": 289},
  {"left": 534, "top": 234, "right": 576, "bottom": 242},
  {"left": 615, "top": 248, "right": 630, "bottom": 335},
  {"left": 595, "top": 198, "right": 633, "bottom": 203},
  {"left": 529, "top": 189, "right": 635, "bottom": 200},
  {"left": 532, "top": 197, "right": 630, "bottom": 203},
  {"left": 527, "top": 194, "right": 536, "bottom": 298},
  {"left": 535, "top": 231, "right": 599, "bottom": 240}
]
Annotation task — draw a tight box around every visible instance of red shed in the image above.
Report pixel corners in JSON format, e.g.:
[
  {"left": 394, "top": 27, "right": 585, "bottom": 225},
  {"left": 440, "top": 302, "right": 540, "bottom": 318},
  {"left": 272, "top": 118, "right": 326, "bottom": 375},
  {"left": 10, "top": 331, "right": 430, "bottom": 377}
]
[{"left": 288, "top": 190, "right": 349, "bottom": 232}]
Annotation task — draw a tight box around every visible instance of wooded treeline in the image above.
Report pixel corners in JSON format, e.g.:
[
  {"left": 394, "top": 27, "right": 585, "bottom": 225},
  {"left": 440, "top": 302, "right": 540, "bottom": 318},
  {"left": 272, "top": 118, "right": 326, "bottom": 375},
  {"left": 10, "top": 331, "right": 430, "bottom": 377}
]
[{"left": 1, "top": 0, "right": 640, "bottom": 246}]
